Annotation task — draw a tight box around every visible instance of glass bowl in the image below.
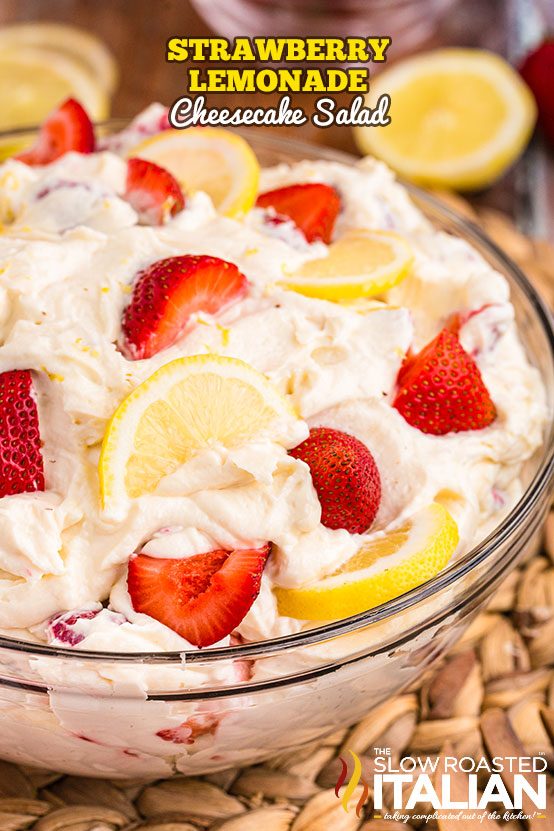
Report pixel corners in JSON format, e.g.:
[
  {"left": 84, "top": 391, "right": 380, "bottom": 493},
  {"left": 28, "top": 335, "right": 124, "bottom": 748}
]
[
  {"left": 0, "top": 125, "right": 552, "bottom": 779},
  {"left": 189, "top": 0, "right": 458, "bottom": 58}
]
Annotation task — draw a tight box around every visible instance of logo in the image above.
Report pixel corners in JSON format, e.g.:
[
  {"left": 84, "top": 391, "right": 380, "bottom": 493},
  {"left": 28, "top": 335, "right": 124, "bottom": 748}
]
[
  {"left": 335, "top": 748, "right": 548, "bottom": 823},
  {"left": 335, "top": 750, "right": 370, "bottom": 817},
  {"left": 165, "top": 36, "right": 393, "bottom": 129}
]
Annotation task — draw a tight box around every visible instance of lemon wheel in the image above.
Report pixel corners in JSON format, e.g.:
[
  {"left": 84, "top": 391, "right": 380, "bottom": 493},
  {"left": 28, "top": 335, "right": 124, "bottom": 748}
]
[
  {"left": 99, "top": 355, "right": 296, "bottom": 507},
  {"left": 282, "top": 230, "right": 413, "bottom": 300},
  {"left": 128, "top": 127, "right": 260, "bottom": 218},
  {"left": 275, "top": 502, "right": 459, "bottom": 620}
]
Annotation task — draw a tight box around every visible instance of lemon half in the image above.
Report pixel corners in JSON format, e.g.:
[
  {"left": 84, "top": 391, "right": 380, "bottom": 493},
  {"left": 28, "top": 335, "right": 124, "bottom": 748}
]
[
  {"left": 128, "top": 127, "right": 260, "bottom": 218},
  {"left": 355, "top": 49, "right": 537, "bottom": 190},
  {"left": 0, "top": 22, "right": 118, "bottom": 96},
  {"left": 275, "top": 502, "right": 459, "bottom": 620},
  {"left": 0, "top": 47, "right": 109, "bottom": 131},
  {"left": 99, "top": 355, "right": 295, "bottom": 506}
]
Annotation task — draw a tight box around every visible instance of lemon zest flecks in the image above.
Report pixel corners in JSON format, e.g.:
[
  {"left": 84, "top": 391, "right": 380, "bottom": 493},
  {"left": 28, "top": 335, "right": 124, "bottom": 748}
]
[
  {"left": 41, "top": 366, "right": 64, "bottom": 382},
  {"left": 216, "top": 323, "right": 230, "bottom": 347},
  {"left": 74, "top": 338, "right": 99, "bottom": 357}
]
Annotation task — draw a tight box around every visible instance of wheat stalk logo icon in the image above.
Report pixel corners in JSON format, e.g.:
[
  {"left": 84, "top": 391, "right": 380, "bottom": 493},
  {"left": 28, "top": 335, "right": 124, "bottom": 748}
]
[{"left": 335, "top": 750, "right": 370, "bottom": 816}]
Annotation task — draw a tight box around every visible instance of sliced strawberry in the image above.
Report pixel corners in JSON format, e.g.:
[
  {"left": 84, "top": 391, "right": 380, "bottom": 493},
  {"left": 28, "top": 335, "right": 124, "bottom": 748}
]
[
  {"left": 396, "top": 348, "right": 415, "bottom": 388},
  {"left": 121, "top": 254, "right": 248, "bottom": 360},
  {"left": 15, "top": 98, "right": 94, "bottom": 166},
  {"left": 0, "top": 370, "right": 44, "bottom": 497},
  {"left": 256, "top": 183, "right": 340, "bottom": 244},
  {"left": 47, "top": 609, "right": 99, "bottom": 646},
  {"left": 290, "top": 427, "right": 381, "bottom": 534},
  {"left": 46, "top": 608, "right": 126, "bottom": 647},
  {"left": 229, "top": 632, "right": 254, "bottom": 681},
  {"left": 125, "top": 157, "right": 185, "bottom": 225},
  {"left": 156, "top": 713, "right": 219, "bottom": 745},
  {"left": 519, "top": 39, "right": 554, "bottom": 148},
  {"left": 127, "top": 544, "right": 270, "bottom": 648},
  {"left": 393, "top": 328, "right": 496, "bottom": 435},
  {"left": 446, "top": 303, "right": 494, "bottom": 336}
]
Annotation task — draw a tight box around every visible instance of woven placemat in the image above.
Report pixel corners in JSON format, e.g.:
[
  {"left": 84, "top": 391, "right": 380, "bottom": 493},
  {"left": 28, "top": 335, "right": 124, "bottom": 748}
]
[{"left": 1, "top": 197, "right": 554, "bottom": 831}]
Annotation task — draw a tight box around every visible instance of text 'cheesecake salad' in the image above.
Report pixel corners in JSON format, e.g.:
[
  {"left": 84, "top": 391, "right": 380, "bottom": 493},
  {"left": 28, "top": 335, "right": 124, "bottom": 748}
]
[{"left": 0, "top": 99, "right": 546, "bottom": 658}]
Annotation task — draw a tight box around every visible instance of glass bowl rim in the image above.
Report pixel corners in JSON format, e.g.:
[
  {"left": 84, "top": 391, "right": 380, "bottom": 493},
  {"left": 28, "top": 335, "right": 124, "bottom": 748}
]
[{"left": 0, "top": 121, "right": 552, "bottom": 665}]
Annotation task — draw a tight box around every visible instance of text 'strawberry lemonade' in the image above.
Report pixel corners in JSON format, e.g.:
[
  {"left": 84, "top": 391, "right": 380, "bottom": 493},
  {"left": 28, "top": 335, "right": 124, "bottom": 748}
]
[{"left": 0, "top": 98, "right": 548, "bottom": 777}]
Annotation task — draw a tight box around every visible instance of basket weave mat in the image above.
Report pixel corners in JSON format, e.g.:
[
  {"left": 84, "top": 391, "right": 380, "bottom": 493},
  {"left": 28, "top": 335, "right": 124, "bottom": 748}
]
[{"left": 1, "top": 195, "right": 554, "bottom": 831}]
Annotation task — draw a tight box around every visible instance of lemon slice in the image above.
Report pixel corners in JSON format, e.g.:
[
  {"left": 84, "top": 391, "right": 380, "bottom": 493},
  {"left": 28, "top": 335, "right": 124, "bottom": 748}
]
[
  {"left": 354, "top": 48, "right": 536, "bottom": 190},
  {"left": 128, "top": 127, "right": 260, "bottom": 217},
  {"left": 99, "top": 355, "right": 295, "bottom": 506},
  {"left": 0, "top": 47, "right": 109, "bottom": 131},
  {"left": 282, "top": 230, "right": 413, "bottom": 300},
  {"left": 275, "top": 503, "right": 459, "bottom": 620},
  {"left": 0, "top": 23, "right": 118, "bottom": 95}
]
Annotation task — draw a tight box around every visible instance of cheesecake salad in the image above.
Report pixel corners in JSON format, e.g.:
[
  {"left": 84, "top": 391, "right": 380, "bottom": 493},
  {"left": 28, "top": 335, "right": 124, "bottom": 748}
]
[{"left": 0, "top": 100, "right": 547, "bottom": 662}]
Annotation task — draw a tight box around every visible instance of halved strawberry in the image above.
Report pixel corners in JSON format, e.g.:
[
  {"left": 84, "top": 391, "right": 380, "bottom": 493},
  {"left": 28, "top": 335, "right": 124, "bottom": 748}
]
[
  {"left": 0, "top": 370, "right": 45, "bottom": 497},
  {"left": 393, "top": 328, "right": 496, "bottom": 435},
  {"left": 256, "top": 183, "right": 340, "bottom": 244},
  {"left": 519, "top": 40, "right": 554, "bottom": 148},
  {"left": 290, "top": 427, "right": 381, "bottom": 534},
  {"left": 15, "top": 98, "right": 94, "bottom": 166},
  {"left": 127, "top": 545, "right": 270, "bottom": 648},
  {"left": 446, "top": 304, "right": 494, "bottom": 336},
  {"left": 121, "top": 254, "right": 249, "bottom": 360},
  {"left": 125, "top": 157, "right": 185, "bottom": 225}
]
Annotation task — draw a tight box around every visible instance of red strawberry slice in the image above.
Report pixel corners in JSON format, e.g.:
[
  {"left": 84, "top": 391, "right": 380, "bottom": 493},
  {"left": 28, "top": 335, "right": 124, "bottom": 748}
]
[
  {"left": 393, "top": 328, "right": 496, "bottom": 435},
  {"left": 0, "top": 370, "right": 44, "bottom": 497},
  {"left": 519, "top": 40, "right": 554, "bottom": 148},
  {"left": 125, "top": 157, "right": 185, "bottom": 225},
  {"left": 15, "top": 98, "right": 94, "bottom": 166},
  {"left": 446, "top": 304, "right": 494, "bottom": 336},
  {"left": 256, "top": 183, "right": 340, "bottom": 244},
  {"left": 127, "top": 544, "right": 270, "bottom": 648},
  {"left": 121, "top": 254, "right": 249, "bottom": 360},
  {"left": 47, "top": 609, "right": 100, "bottom": 646},
  {"left": 156, "top": 713, "right": 219, "bottom": 745},
  {"left": 290, "top": 427, "right": 381, "bottom": 534},
  {"left": 46, "top": 608, "right": 126, "bottom": 646}
]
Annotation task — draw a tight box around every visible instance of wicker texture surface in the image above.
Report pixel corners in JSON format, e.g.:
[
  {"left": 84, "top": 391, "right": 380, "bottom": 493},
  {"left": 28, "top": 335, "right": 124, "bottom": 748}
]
[{"left": 1, "top": 197, "right": 554, "bottom": 831}]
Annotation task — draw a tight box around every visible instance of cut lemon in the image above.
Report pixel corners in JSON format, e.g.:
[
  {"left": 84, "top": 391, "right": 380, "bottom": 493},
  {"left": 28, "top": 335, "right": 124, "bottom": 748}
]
[
  {"left": 354, "top": 48, "right": 537, "bottom": 190},
  {"left": 0, "top": 23, "right": 118, "bottom": 95},
  {"left": 99, "top": 355, "right": 295, "bottom": 506},
  {"left": 0, "top": 47, "right": 109, "bottom": 131},
  {"left": 275, "top": 503, "right": 459, "bottom": 620},
  {"left": 128, "top": 127, "right": 260, "bottom": 217},
  {"left": 282, "top": 230, "right": 413, "bottom": 300}
]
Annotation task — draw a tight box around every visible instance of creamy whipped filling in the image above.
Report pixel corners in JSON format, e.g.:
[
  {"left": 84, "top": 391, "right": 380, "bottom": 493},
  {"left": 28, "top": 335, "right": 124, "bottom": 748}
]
[{"left": 0, "top": 107, "right": 547, "bottom": 661}]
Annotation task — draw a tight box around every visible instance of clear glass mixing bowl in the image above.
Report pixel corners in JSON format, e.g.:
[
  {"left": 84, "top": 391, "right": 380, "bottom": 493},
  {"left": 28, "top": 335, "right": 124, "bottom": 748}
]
[
  {"left": 0, "top": 125, "right": 552, "bottom": 779},
  {"left": 190, "top": 0, "right": 458, "bottom": 57}
]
